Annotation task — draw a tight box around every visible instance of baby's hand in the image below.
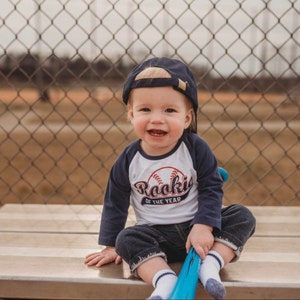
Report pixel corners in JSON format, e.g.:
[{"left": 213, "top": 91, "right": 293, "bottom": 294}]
[
  {"left": 186, "top": 224, "right": 214, "bottom": 260},
  {"left": 85, "top": 246, "right": 122, "bottom": 268}
]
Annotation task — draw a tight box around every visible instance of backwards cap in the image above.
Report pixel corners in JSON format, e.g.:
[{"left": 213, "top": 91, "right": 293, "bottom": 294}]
[{"left": 122, "top": 57, "right": 198, "bottom": 115}]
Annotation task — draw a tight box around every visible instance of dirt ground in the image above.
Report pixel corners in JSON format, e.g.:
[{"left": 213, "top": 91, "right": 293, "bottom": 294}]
[{"left": 0, "top": 86, "right": 299, "bottom": 206}]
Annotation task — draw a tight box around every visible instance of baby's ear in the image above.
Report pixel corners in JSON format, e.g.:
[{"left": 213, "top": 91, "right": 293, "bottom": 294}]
[
  {"left": 127, "top": 105, "right": 134, "bottom": 121},
  {"left": 185, "top": 108, "right": 193, "bottom": 129}
]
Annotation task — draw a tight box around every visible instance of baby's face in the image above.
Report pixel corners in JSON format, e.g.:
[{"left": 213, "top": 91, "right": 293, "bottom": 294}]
[{"left": 128, "top": 86, "right": 192, "bottom": 156}]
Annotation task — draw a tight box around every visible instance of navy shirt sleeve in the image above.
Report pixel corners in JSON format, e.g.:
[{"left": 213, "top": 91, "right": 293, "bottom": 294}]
[
  {"left": 183, "top": 133, "right": 223, "bottom": 230},
  {"left": 98, "top": 141, "right": 139, "bottom": 246}
]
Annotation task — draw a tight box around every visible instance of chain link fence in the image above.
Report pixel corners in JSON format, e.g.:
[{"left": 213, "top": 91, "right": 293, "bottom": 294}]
[{"left": 0, "top": 0, "right": 299, "bottom": 206}]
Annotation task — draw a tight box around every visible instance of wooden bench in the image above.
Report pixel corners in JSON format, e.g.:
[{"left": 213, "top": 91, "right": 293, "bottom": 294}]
[{"left": 0, "top": 204, "right": 299, "bottom": 299}]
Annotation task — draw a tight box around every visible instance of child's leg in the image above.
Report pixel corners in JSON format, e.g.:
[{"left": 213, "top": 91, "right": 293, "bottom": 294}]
[
  {"left": 199, "top": 242, "right": 234, "bottom": 299},
  {"left": 137, "top": 257, "right": 177, "bottom": 300},
  {"left": 115, "top": 224, "right": 185, "bottom": 300},
  {"left": 199, "top": 204, "right": 256, "bottom": 300}
]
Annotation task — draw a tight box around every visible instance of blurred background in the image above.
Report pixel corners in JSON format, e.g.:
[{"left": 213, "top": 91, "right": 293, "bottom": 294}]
[{"left": 0, "top": 0, "right": 299, "bottom": 206}]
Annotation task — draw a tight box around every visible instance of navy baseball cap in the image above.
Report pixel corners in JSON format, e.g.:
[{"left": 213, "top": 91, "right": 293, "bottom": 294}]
[{"left": 122, "top": 57, "right": 198, "bottom": 115}]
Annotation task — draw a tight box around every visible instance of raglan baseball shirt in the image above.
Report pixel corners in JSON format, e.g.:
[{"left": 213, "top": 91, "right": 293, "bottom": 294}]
[{"left": 99, "top": 132, "right": 223, "bottom": 246}]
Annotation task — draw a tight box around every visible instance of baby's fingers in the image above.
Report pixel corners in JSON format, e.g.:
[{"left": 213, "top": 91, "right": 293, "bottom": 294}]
[
  {"left": 193, "top": 244, "right": 207, "bottom": 260},
  {"left": 95, "top": 255, "right": 114, "bottom": 267},
  {"left": 85, "top": 252, "right": 100, "bottom": 264},
  {"left": 85, "top": 254, "right": 102, "bottom": 266},
  {"left": 115, "top": 255, "right": 123, "bottom": 265}
]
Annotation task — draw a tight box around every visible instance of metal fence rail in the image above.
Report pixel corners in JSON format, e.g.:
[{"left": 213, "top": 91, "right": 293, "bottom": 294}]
[{"left": 0, "top": 0, "right": 299, "bottom": 206}]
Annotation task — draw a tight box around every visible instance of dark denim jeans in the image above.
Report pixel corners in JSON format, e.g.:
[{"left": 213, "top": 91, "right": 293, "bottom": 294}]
[{"left": 115, "top": 204, "right": 256, "bottom": 273}]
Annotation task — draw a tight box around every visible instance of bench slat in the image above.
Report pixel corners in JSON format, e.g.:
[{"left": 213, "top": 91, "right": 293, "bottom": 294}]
[
  {"left": 1, "top": 280, "right": 299, "bottom": 300},
  {"left": 1, "top": 222, "right": 299, "bottom": 236},
  {"left": 1, "top": 204, "right": 299, "bottom": 236},
  {"left": 1, "top": 233, "right": 299, "bottom": 260},
  {"left": 2, "top": 204, "right": 299, "bottom": 217},
  {"left": 1, "top": 253, "right": 299, "bottom": 299},
  {"left": 0, "top": 204, "right": 135, "bottom": 233}
]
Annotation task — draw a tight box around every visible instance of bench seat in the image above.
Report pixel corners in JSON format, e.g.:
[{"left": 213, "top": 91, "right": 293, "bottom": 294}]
[{"left": 0, "top": 204, "right": 299, "bottom": 299}]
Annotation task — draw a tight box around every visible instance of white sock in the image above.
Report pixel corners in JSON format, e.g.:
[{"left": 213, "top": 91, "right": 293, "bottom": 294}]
[
  {"left": 199, "top": 250, "right": 226, "bottom": 299},
  {"left": 148, "top": 269, "right": 177, "bottom": 300}
]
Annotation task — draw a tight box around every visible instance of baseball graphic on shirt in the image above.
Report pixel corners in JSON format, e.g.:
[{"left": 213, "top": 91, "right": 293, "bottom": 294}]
[{"left": 149, "top": 166, "right": 184, "bottom": 187}]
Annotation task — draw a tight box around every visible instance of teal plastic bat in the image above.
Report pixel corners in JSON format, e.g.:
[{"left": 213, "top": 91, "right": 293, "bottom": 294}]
[{"left": 169, "top": 247, "right": 201, "bottom": 300}]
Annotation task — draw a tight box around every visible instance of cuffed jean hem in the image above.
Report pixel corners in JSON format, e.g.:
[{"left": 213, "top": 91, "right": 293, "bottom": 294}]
[
  {"left": 131, "top": 251, "right": 167, "bottom": 276},
  {"left": 213, "top": 204, "right": 256, "bottom": 262},
  {"left": 214, "top": 236, "right": 242, "bottom": 262}
]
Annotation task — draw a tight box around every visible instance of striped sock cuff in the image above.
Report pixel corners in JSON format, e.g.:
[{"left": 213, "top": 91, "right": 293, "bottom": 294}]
[
  {"left": 152, "top": 269, "right": 177, "bottom": 288},
  {"left": 207, "top": 250, "right": 224, "bottom": 269}
]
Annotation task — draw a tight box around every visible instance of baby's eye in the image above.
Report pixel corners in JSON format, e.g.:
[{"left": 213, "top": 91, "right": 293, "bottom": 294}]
[
  {"left": 165, "top": 108, "right": 176, "bottom": 113},
  {"left": 139, "top": 107, "right": 150, "bottom": 112}
]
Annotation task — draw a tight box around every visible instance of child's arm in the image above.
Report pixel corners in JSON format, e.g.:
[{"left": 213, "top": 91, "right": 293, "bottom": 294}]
[{"left": 85, "top": 246, "right": 122, "bottom": 268}]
